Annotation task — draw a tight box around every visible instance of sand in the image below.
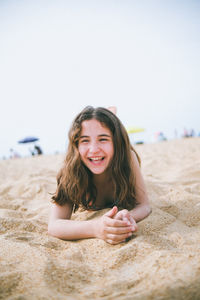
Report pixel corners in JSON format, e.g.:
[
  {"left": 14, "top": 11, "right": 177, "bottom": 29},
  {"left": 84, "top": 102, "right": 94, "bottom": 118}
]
[{"left": 0, "top": 137, "right": 200, "bottom": 300}]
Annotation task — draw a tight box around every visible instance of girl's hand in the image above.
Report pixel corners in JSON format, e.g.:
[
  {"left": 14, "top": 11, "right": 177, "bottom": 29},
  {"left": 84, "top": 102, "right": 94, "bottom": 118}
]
[
  {"left": 113, "top": 209, "right": 138, "bottom": 232},
  {"left": 94, "top": 206, "right": 135, "bottom": 245}
]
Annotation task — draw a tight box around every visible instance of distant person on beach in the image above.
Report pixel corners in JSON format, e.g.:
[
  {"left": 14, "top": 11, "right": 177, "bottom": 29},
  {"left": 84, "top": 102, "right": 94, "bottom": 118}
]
[
  {"left": 29, "top": 145, "right": 43, "bottom": 156},
  {"left": 183, "top": 128, "right": 189, "bottom": 138},
  {"left": 48, "top": 106, "right": 151, "bottom": 244},
  {"left": 9, "top": 148, "right": 20, "bottom": 159},
  {"left": 182, "top": 128, "right": 196, "bottom": 138},
  {"left": 189, "top": 129, "right": 195, "bottom": 137},
  {"left": 156, "top": 132, "right": 167, "bottom": 142},
  {"left": 34, "top": 145, "right": 43, "bottom": 155}
]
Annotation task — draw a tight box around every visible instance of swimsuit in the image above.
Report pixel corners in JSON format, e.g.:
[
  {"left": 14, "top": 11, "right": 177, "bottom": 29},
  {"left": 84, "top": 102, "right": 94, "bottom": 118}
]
[{"left": 87, "top": 199, "right": 119, "bottom": 210}]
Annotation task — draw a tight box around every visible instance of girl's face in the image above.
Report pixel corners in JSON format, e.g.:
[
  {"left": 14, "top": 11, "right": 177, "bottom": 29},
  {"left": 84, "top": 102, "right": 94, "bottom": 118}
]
[{"left": 78, "top": 119, "right": 114, "bottom": 175}]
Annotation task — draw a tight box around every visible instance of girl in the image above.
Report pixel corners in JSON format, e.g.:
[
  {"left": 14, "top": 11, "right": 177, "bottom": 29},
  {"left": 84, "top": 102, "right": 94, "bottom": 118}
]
[{"left": 48, "top": 106, "right": 151, "bottom": 245}]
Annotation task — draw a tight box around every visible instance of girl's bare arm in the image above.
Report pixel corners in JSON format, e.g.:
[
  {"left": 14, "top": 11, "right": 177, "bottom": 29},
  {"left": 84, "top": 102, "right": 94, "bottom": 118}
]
[
  {"left": 48, "top": 202, "right": 96, "bottom": 240},
  {"left": 129, "top": 150, "right": 151, "bottom": 222},
  {"left": 48, "top": 203, "right": 134, "bottom": 243}
]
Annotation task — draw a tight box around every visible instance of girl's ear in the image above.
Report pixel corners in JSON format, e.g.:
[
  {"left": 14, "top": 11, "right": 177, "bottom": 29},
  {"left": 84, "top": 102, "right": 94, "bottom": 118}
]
[{"left": 107, "top": 106, "right": 117, "bottom": 115}]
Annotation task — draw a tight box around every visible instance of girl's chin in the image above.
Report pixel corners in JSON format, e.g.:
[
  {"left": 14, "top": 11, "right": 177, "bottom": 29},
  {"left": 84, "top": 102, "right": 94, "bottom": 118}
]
[
  {"left": 87, "top": 164, "right": 108, "bottom": 175},
  {"left": 89, "top": 168, "right": 105, "bottom": 175}
]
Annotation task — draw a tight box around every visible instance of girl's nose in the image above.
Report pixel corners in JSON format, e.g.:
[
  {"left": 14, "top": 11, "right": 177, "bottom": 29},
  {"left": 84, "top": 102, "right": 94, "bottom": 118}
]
[{"left": 89, "top": 142, "right": 99, "bottom": 153}]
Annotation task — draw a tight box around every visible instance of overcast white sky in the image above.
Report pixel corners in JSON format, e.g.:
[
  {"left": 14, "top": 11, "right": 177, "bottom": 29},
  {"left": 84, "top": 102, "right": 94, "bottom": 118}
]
[{"left": 0, "top": 0, "right": 200, "bottom": 158}]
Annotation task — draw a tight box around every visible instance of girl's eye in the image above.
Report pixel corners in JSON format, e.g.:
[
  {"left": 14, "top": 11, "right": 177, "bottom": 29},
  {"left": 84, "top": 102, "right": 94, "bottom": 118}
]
[
  {"left": 99, "top": 138, "right": 108, "bottom": 142},
  {"left": 80, "top": 139, "right": 89, "bottom": 143}
]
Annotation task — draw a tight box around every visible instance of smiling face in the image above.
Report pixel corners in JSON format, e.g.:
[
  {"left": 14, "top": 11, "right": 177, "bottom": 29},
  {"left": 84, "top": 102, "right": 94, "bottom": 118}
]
[{"left": 78, "top": 119, "right": 114, "bottom": 176}]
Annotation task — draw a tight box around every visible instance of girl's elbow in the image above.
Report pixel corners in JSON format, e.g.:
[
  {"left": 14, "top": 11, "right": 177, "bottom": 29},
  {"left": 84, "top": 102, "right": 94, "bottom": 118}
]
[
  {"left": 48, "top": 223, "right": 53, "bottom": 236},
  {"left": 145, "top": 204, "right": 152, "bottom": 216},
  {"left": 48, "top": 222, "right": 57, "bottom": 237}
]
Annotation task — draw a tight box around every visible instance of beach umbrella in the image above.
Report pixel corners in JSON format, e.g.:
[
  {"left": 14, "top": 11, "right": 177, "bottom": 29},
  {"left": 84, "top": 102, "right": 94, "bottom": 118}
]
[
  {"left": 18, "top": 136, "right": 39, "bottom": 144},
  {"left": 126, "top": 127, "right": 145, "bottom": 134}
]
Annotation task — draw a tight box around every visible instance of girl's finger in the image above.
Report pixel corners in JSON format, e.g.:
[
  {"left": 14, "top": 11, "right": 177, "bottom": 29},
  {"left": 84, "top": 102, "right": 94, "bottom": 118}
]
[
  {"left": 123, "top": 216, "right": 131, "bottom": 225},
  {"left": 106, "top": 225, "right": 133, "bottom": 235},
  {"left": 106, "top": 239, "right": 119, "bottom": 245},
  {"left": 104, "top": 206, "right": 118, "bottom": 218},
  {"left": 105, "top": 217, "right": 130, "bottom": 227},
  {"left": 107, "top": 232, "right": 133, "bottom": 242}
]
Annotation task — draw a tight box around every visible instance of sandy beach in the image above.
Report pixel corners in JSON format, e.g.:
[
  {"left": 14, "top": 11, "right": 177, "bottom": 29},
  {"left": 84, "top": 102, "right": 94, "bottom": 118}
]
[{"left": 0, "top": 137, "right": 200, "bottom": 300}]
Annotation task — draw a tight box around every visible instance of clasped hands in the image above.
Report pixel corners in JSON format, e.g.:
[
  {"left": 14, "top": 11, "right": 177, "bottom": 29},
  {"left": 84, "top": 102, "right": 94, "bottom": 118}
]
[{"left": 95, "top": 206, "right": 138, "bottom": 245}]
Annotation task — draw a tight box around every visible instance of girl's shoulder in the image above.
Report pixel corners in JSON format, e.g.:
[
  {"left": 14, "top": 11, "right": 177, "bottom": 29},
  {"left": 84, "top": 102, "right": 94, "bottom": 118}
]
[{"left": 131, "top": 148, "right": 141, "bottom": 166}]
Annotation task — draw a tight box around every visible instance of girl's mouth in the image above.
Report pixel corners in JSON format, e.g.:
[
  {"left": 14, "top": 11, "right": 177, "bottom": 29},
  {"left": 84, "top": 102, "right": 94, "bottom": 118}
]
[{"left": 88, "top": 157, "right": 105, "bottom": 162}]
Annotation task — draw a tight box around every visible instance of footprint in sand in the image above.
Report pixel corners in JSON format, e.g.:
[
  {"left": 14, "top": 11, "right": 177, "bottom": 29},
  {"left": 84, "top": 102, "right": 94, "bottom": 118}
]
[
  {"left": 0, "top": 272, "right": 22, "bottom": 300},
  {"left": 44, "top": 249, "right": 93, "bottom": 295}
]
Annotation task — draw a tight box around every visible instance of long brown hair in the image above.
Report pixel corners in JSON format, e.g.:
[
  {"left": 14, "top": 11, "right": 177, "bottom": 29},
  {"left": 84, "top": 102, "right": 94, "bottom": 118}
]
[{"left": 52, "top": 106, "right": 140, "bottom": 211}]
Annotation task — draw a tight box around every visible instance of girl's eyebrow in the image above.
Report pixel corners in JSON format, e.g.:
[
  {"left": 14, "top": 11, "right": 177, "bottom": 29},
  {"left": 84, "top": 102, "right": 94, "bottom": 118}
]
[
  {"left": 79, "top": 135, "right": 89, "bottom": 139},
  {"left": 98, "top": 134, "right": 111, "bottom": 138},
  {"left": 79, "top": 134, "right": 111, "bottom": 139}
]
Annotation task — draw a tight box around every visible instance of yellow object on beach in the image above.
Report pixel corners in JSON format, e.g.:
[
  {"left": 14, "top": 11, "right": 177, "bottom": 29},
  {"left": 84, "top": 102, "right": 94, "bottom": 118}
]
[{"left": 126, "top": 126, "right": 145, "bottom": 134}]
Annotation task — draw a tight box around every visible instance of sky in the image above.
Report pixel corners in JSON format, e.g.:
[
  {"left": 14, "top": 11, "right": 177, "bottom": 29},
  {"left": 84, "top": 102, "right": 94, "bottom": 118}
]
[{"left": 0, "top": 0, "right": 200, "bottom": 158}]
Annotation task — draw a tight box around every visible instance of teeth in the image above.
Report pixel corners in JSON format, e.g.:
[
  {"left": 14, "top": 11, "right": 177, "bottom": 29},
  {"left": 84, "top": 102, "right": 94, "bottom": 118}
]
[{"left": 89, "top": 157, "right": 103, "bottom": 161}]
